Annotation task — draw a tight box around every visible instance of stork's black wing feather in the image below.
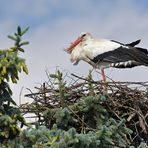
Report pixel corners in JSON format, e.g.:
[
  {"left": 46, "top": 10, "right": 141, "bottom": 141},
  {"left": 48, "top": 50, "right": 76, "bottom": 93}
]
[
  {"left": 126, "top": 39, "right": 141, "bottom": 47},
  {"left": 136, "top": 47, "right": 148, "bottom": 55},
  {"left": 92, "top": 46, "right": 148, "bottom": 66},
  {"left": 111, "top": 61, "right": 141, "bottom": 68},
  {"left": 111, "top": 39, "right": 141, "bottom": 47}
]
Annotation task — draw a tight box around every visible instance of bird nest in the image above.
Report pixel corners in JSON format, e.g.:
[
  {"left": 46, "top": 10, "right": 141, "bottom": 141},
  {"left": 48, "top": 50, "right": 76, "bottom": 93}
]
[{"left": 20, "top": 70, "right": 148, "bottom": 145}]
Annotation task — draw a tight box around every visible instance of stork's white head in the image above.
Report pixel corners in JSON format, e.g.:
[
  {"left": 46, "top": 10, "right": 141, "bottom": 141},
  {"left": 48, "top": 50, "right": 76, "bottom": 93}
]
[
  {"left": 79, "top": 32, "right": 92, "bottom": 41},
  {"left": 66, "top": 32, "right": 92, "bottom": 53}
]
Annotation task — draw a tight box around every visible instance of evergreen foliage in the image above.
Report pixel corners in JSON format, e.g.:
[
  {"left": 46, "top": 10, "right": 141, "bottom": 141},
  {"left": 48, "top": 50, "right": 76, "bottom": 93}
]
[{"left": 0, "top": 26, "right": 29, "bottom": 144}]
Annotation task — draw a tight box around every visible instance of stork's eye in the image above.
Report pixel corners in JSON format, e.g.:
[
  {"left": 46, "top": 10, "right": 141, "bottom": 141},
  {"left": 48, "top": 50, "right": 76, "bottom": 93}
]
[{"left": 82, "top": 34, "right": 86, "bottom": 37}]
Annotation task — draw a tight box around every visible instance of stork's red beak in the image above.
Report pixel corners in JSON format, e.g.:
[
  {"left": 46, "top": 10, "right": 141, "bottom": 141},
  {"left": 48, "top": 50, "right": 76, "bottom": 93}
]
[{"left": 66, "top": 37, "right": 82, "bottom": 53}]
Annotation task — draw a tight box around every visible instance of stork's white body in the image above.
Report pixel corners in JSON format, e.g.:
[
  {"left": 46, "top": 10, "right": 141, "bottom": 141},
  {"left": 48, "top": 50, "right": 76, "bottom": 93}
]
[{"left": 70, "top": 38, "right": 122, "bottom": 68}]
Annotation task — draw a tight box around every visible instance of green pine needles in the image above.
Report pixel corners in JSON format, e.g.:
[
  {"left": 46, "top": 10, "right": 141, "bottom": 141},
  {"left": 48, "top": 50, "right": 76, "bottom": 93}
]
[{"left": 0, "top": 26, "right": 29, "bottom": 144}]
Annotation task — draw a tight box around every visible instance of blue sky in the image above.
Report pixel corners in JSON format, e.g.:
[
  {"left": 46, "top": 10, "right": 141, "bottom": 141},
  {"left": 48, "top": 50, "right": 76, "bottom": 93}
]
[{"left": 0, "top": 0, "right": 148, "bottom": 104}]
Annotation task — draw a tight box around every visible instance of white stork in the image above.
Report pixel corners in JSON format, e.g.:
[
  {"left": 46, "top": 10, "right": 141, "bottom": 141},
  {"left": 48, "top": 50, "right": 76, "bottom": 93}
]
[{"left": 65, "top": 32, "right": 148, "bottom": 81}]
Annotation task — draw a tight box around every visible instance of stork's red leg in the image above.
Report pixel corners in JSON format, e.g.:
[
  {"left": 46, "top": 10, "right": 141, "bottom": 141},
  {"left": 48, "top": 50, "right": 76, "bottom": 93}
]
[{"left": 101, "top": 69, "right": 106, "bottom": 81}]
